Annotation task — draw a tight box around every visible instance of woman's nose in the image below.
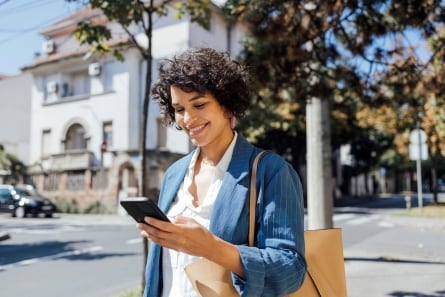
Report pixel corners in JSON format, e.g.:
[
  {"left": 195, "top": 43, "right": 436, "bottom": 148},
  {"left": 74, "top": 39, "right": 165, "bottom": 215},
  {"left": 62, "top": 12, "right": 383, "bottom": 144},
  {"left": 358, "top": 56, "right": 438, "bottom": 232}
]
[{"left": 184, "top": 110, "right": 196, "bottom": 126}]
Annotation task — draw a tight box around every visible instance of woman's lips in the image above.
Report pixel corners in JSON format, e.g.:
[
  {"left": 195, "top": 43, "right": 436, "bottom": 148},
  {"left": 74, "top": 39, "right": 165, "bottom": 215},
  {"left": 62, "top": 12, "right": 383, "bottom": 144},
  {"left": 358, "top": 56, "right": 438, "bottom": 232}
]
[{"left": 188, "top": 123, "right": 207, "bottom": 137}]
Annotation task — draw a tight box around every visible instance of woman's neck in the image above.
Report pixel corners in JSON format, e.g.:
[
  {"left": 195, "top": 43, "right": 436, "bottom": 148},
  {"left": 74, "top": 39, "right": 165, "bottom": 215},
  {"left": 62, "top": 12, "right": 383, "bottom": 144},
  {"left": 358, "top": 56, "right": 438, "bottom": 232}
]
[{"left": 199, "top": 130, "right": 235, "bottom": 166}]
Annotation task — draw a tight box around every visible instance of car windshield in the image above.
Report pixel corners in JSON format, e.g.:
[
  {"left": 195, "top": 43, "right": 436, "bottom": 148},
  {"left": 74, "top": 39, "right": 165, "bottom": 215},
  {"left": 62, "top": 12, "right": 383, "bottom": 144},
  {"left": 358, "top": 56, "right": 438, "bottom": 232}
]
[{"left": 14, "top": 187, "right": 39, "bottom": 197}]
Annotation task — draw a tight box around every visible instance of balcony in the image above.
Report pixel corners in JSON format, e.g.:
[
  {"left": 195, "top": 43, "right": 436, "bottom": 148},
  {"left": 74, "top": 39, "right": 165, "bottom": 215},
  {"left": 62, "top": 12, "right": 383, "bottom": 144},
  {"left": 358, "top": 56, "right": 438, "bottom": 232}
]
[{"left": 49, "top": 150, "right": 97, "bottom": 171}]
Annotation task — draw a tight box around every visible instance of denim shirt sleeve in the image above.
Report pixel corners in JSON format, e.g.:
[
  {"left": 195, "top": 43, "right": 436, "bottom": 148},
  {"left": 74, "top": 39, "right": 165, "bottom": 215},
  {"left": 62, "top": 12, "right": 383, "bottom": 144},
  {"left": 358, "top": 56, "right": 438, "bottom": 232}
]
[{"left": 232, "top": 154, "right": 307, "bottom": 297}]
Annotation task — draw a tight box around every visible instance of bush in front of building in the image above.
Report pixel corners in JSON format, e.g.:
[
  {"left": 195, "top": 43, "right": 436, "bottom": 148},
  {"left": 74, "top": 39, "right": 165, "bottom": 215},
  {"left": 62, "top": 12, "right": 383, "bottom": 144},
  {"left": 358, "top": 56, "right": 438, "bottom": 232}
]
[
  {"left": 54, "top": 197, "right": 79, "bottom": 213},
  {"left": 54, "top": 197, "right": 112, "bottom": 214}
]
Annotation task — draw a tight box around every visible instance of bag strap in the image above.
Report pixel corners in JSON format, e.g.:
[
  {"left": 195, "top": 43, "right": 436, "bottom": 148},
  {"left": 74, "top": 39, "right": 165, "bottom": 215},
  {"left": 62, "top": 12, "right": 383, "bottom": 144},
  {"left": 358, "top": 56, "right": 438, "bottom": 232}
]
[{"left": 248, "top": 150, "right": 271, "bottom": 247}]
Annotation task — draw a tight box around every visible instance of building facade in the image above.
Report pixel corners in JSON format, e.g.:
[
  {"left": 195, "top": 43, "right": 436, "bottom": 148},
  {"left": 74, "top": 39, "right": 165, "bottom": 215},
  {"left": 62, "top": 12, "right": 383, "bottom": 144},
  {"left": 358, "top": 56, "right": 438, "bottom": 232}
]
[
  {"left": 19, "top": 4, "right": 245, "bottom": 212},
  {"left": 0, "top": 73, "right": 33, "bottom": 184}
]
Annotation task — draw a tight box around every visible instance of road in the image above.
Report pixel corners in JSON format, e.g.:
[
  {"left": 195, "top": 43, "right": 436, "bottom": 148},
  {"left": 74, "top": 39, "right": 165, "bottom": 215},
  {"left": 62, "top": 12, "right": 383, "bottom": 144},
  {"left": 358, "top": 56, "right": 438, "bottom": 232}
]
[
  {"left": 334, "top": 196, "right": 445, "bottom": 297},
  {"left": 0, "top": 213, "right": 143, "bottom": 297},
  {"left": 1, "top": 197, "right": 445, "bottom": 297}
]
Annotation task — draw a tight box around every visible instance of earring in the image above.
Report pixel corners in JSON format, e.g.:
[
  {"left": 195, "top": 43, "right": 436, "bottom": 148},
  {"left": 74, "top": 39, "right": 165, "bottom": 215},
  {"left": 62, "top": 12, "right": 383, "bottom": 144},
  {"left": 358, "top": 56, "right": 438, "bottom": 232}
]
[
  {"left": 230, "top": 116, "right": 236, "bottom": 129},
  {"left": 174, "top": 123, "right": 182, "bottom": 130},
  {"left": 225, "top": 110, "right": 236, "bottom": 129}
]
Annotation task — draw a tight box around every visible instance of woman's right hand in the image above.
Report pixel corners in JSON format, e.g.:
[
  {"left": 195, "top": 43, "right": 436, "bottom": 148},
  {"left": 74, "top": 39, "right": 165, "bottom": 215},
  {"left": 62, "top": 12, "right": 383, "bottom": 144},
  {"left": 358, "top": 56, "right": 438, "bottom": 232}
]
[{"left": 138, "top": 215, "right": 245, "bottom": 277}]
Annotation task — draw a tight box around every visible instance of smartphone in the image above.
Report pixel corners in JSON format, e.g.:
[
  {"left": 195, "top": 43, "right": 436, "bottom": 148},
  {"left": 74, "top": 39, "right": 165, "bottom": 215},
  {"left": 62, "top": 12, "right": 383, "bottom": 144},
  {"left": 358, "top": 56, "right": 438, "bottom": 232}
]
[{"left": 120, "top": 197, "right": 170, "bottom": 223}]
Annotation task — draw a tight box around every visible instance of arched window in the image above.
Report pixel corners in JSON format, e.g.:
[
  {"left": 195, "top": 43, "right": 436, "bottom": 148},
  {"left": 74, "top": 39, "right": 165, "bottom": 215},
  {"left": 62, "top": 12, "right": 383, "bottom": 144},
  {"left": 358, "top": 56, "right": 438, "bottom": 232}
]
[{"left": 65, "top": 124, "right": 87, "bottom": 151}]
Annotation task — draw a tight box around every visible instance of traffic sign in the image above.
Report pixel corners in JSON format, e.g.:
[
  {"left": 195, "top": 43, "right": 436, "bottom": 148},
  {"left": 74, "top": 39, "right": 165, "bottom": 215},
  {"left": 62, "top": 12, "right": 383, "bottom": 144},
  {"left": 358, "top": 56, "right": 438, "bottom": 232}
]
[
  {"left": 409, "top": 143, "right": 428, "bottom": 160},
  {"left": 409, "top": 129, "right": 427, "bottom": 144},
  {"left": 100, "top": 140, "right": 107, "bottom": 153}
]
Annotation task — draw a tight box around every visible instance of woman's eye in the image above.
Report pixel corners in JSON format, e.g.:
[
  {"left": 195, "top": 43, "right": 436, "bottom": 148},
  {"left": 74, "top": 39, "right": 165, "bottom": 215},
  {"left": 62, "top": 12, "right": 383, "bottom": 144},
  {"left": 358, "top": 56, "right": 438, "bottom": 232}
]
[
  {"left": 174, "top": 107, "right": 184, "bottom": 113},
  {"left": 195, "top": 103, "right": 206, "bottom": 109}
]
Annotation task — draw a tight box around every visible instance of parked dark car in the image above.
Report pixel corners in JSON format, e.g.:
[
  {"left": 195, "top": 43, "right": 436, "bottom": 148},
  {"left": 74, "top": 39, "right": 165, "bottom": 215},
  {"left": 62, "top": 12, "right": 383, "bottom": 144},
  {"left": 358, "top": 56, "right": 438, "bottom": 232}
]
[{"left": 0, "top": 184, "right": 56, "bottom": 218}]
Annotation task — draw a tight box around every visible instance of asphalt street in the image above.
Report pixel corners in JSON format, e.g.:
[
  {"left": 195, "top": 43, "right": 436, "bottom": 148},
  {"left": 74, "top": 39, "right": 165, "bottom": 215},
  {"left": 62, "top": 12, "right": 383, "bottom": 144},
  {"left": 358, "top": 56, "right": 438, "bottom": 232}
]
[
  {"left": 1, "top": 195, "right": 445, "bottom": 297},
  {"left": 335, "top": 195, "right": 445, "bottom": 297}
]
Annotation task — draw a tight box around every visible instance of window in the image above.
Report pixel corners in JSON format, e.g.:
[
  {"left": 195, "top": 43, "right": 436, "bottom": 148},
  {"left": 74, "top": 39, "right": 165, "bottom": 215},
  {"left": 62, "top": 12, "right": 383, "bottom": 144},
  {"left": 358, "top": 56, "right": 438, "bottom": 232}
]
[
  {"left": 41, "top": 129, "right": 51, "bottom": 158},
  {"left": 102, "top": 121, "right": 113, "bottom": 148},
  {"left": 103, "top": 61, "right": 114, "bottom": 92},
  {"left": 65, "top": 124, "right": 87, "bottom": 151},
  {"left": 44, "top": 75, "right": 59, "bottom": 103},
  {"left": 0, "top": 188, "right": 13, "bottom": 201},
  {"left": 43, "top": 173, "right": 61, "bottom": 191},
  {"left": 61, "top": 82, "right": 73, "bottom": 98},
  {"left": 61, "top": 70, "right": 90, "bottom": 98},
  {"left": 71, "top": 70, "right": 90, "bottom": 96}
]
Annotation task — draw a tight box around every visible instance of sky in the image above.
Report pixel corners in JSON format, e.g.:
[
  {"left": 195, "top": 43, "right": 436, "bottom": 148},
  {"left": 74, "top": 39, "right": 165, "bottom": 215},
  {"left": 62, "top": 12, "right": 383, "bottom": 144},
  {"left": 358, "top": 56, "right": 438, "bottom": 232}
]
[
  {"left": 0, "top": 0, "right": 228, "bottom": 76},
  {"left": 0, "top": 0, "right": 85, "bottom": 76},
  {"left": 0, "top": 0, "right": 431, "bottom": 77}
]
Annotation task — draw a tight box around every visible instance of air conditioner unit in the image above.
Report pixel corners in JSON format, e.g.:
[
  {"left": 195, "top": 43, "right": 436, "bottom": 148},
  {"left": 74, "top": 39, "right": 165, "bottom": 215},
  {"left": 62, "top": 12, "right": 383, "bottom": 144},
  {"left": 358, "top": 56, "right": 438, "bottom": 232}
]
[
  {"left": 88, "top": 62, "right": 101, "bottom": 76},
  {"left": 42, "top": 40, "right": 55, "bottom": 54},
  {"left": 46, "top": 81, "right": 59, "bottom": 94}
]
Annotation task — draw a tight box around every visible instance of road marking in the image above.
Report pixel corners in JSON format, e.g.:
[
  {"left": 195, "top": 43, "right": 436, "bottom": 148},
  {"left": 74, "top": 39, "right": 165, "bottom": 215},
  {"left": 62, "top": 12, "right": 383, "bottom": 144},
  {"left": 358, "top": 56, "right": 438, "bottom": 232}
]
[
  {"left": 6, "top": 225, "right": 86, "bottom": 235},
  {"left": 126, "top": 238, "right": 142, "bottom": 245},
  {"left": 335, "top": 213, "right": 393, "bottom": 228},
  {"left": 333, "top": 213, "right": 356, "bottom": 221},
  {"left": 0, "top": 245, "right": 103, "bottom": 272},
  {"left": 347, "top": 216, "right": 374, "bottom": 225},
  {"left": 378, "top": 221, "right": 394, "bottom": 228}
]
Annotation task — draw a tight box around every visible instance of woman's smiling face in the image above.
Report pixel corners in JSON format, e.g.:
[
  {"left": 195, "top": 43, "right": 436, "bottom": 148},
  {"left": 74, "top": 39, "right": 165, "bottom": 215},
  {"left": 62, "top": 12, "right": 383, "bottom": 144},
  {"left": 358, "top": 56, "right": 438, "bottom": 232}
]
[{"left": 171, "top": 85, "right": 233, "bottom": 149}]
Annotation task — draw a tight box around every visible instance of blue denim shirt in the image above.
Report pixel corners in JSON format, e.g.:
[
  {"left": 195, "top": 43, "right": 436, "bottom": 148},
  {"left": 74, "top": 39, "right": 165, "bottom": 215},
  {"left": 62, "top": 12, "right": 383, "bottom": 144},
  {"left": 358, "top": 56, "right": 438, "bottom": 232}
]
[{"left": 143, "top": 134, "right": 306, "bottom": 297}]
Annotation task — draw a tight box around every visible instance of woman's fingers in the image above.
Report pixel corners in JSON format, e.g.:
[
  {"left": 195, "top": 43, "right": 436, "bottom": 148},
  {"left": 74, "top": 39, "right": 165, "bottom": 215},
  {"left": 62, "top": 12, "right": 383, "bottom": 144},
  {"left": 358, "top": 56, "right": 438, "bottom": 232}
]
[{"left": 137, "top": 216, "right": 214, "bottom": 257}]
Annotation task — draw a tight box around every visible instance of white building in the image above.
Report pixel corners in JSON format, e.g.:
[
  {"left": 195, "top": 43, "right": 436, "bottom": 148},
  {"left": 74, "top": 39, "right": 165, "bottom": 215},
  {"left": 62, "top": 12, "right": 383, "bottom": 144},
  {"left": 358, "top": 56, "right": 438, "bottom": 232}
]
[
  {"left": 0, "top": 73, "right": 32, "bottom": 184},
  {"left": 19, "top": 4, "right": 245, "bottom": 211},
  {"left": 0, "top": 73, "right": 32, "bottom": 165}
]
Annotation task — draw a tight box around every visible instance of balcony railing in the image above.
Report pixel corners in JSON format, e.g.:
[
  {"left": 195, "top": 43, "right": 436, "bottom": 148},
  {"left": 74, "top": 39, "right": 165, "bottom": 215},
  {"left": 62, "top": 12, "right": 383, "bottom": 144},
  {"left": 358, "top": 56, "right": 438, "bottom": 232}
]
[{"left": 49, "top": 150, "right": 96, "bottom": 170}]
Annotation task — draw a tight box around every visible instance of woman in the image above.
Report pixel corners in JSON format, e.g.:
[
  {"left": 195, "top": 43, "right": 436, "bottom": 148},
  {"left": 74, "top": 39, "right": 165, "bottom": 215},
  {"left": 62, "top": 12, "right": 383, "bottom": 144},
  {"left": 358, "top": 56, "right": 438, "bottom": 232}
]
[{"left": 138, "top": 47, "right": 306, "bottom": 297}]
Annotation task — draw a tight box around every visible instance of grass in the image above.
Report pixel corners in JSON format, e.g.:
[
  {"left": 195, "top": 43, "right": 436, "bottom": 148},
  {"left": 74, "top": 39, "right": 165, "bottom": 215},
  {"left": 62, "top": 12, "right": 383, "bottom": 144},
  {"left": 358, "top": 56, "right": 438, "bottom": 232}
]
[{"left": 396, "top": 203, "right": 445, "bottom": 218}]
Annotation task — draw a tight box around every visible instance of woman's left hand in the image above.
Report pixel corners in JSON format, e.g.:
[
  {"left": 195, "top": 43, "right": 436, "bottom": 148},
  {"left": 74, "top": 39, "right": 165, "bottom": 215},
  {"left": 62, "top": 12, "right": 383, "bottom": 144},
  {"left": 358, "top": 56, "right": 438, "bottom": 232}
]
[{"left": 137, "top": 216, "right": 215, "bottom": 258}]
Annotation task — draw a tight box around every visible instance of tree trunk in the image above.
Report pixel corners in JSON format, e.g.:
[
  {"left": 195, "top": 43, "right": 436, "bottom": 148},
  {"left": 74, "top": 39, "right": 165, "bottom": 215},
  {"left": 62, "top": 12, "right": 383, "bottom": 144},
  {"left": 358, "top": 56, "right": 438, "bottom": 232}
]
[
  {"left": 140, "top": 7, "right": 154, "bottom": 291},
  {"left": 306, "top": 97, "right": 333, "bottom": 229}
]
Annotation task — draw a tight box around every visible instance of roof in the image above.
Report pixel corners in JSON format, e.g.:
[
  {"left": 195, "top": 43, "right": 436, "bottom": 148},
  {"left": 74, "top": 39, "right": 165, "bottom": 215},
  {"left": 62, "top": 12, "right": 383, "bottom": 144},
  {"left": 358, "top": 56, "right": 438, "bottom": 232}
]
[
  {"left": 39, "top": 5, "right": 106, "bottom": 38},
  {"left": 21, "top": 36, "right": 129, "bottom": 71},
  {"left": 22, "top": 5, "right": 128, "bottom": 71}
]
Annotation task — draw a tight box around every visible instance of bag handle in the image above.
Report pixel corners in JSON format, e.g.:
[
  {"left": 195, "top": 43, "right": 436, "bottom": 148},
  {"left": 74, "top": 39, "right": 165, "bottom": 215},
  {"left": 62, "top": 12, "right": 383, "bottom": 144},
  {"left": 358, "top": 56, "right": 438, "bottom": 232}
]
[{"left": 249, "top": 150, "right": 271, "bottom": 247}]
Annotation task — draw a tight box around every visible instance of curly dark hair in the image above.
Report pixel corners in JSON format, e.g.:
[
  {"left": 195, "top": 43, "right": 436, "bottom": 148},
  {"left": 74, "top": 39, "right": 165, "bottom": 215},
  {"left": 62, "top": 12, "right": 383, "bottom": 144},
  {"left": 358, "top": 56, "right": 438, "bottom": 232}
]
[{"left": 151, "top": 47, "right": 251, "bottom": 126}]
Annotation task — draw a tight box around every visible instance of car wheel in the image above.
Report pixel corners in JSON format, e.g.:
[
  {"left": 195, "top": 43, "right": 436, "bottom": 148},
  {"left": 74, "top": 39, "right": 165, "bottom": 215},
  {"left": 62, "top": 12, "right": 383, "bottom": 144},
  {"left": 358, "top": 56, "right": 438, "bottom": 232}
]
[
  {"left": 15, "top": 207, "right": 26, "bottom": 218},
  {"left": 45, "top": 213, "right": 53, "bottom": 218}
]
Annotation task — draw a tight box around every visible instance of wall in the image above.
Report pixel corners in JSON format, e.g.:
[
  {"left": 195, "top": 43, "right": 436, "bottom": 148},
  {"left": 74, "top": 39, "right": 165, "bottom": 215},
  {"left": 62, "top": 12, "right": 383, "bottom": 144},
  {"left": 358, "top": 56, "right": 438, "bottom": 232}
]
[{"left": 0, "top": 73, "right": 32, "bottom": 165}]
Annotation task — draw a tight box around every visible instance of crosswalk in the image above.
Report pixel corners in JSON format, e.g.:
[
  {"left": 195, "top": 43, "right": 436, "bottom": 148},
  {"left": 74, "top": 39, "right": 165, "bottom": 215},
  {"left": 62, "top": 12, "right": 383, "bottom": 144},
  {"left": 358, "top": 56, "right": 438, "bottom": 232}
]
[{"left": 333, "top": 213, "right": 394, "bottom": 228}]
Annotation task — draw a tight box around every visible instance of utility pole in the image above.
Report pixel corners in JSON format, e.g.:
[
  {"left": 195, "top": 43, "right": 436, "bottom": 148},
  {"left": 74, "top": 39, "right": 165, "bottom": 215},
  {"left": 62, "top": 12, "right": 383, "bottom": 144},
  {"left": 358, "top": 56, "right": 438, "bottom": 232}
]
[{"left": 306, "top": 97, "right": 333, "bottom": 230}]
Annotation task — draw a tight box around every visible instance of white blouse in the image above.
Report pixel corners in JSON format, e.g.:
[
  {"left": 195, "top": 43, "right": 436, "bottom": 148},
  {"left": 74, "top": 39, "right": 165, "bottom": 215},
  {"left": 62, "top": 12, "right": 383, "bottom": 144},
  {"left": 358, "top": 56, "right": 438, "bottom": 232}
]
[{"left": 161, "top": 133, "right": 237, "bottom": 297}]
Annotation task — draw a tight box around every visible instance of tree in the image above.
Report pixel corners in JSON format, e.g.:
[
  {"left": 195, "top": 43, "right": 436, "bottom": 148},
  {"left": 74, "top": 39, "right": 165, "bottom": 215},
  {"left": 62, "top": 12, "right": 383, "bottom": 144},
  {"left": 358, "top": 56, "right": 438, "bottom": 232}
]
[
  {"left": 358, "top": 30, "right": 445, "bottom": 202},
  {"left": 66, "top": 0, "right": 211, "bottom": 289},
  {"left": 223, "top": 0, "right": 445, "bottom": 223},
  {"left": 0, "top": 144, "right": 26, "bottom": 183}
]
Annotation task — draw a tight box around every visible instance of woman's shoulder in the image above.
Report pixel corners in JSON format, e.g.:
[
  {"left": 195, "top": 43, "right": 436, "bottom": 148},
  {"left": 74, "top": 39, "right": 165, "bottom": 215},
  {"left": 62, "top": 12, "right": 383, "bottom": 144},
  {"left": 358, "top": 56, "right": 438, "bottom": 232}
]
[
  {"left": 257, "top": 150, "right": 288, "bottom": 167},
  {"left": 257, "top": 150, "right": 299, "bottom": 178}
]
